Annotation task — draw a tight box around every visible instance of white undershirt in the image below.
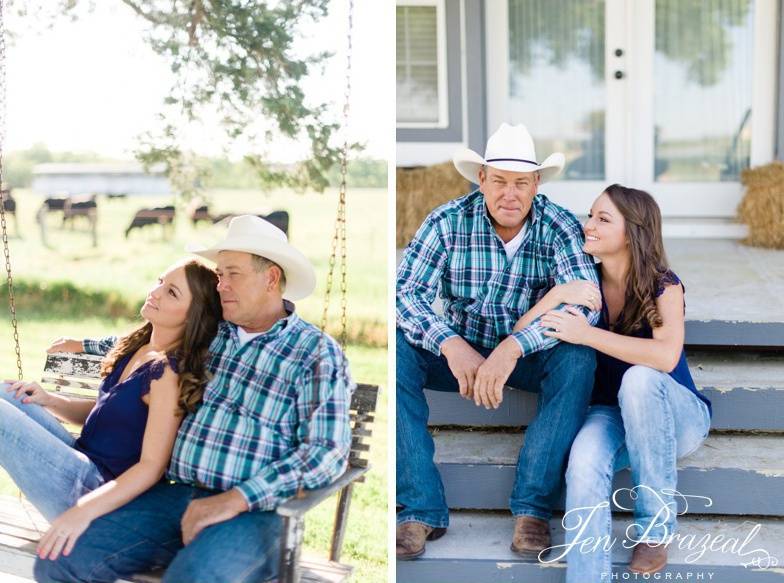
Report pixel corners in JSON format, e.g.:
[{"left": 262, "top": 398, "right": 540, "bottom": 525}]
[
  {"left": 236, "top": 326, "right": 264, "bottom": 346},
  {"left": 502, "top": 222, "right": 527, "bottom": 259}
]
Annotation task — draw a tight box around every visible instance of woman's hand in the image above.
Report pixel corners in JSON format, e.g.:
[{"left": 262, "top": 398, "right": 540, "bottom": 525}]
[
  {"left": 540, "top": 306, "right": 593, "bottom": 345},
  {"left": 47, "top": 338, "right": 84, "bottom": 354},
  {"left": 4, "top": 380, "right": 52, "bottom": 407},
  {"left": 37, "top": 506, "right": 93, "bottom": 560},
  {"left": 552, "top": 280, "right": 602, "bottom": 311}
]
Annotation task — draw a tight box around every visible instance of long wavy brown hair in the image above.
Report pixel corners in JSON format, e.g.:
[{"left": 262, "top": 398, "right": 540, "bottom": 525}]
[
  {"left": 603, "top": 184, "right": 670, "bottom": 334},
  {"left": 100, "top": 260, "right": 221, "bottom": 413}
]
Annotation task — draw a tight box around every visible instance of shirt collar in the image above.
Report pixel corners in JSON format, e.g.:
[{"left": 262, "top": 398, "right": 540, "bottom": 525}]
[{"left": 221, "top": 300, "right": 299, "bottom": 344}]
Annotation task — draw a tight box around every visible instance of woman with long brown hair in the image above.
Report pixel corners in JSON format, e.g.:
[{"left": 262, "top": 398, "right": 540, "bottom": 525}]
[
  {"left": 512, "top": 184, "right": 711, "bottom": 580},
  {"left": 0, "top": 258, "right": 221, "bottom": 560}
]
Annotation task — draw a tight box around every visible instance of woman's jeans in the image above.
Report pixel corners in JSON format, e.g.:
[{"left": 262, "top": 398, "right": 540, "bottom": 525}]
[
  {"left": 564, "top": 366, "right": 711, "bottom": 583},
  {"left": 0, "top": 385, "right": 104, "bottom": 521},
  {"left": 397, "top": 328, "right": 596, "bottom": 527}
]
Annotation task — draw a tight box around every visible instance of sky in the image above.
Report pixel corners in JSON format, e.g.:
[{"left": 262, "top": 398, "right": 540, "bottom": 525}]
[{"left": 5, "top": 0, "right": 392, "bottom": 162}]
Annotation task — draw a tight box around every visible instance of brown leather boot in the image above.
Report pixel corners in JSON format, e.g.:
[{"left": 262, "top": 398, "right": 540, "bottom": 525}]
[
  {"left": 629, "top": 542, "right": 668, "bottom": 574},
  {"left": 396, "top": 522, "right": 447, "bottom": 561},
  {"left": 510, "top": 516, "right": 552, "bottom": 558}
]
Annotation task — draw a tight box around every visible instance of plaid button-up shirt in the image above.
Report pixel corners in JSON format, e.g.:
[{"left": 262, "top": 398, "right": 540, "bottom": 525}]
[
  {"left": 396, "top": 190, "right": 599, "bottom": 356},
  {"left": 84, "top": 310, "right": 353, "bottom": 512}
]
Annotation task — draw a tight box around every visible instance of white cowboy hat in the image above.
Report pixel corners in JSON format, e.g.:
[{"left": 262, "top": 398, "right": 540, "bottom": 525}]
[
  {"left": 453, "top": 123, "right": 565, "bottom": 185},
  {"left": 186, "top": 214, "right": 316, "bottom": 301}
]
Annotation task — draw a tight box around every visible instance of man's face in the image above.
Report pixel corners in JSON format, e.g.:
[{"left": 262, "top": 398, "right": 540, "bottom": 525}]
[
  {"left": 478, "top": 167, "right": 539, "bottom": 230},
  {"left": 215, "top": 251, "right": 273, "bottom": 327}
]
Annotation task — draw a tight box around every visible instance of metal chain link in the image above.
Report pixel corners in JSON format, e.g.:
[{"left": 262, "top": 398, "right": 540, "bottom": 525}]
[
  {"left": 0, "top": 0, "right": 22, "bottom": 380},
  {"left": 320, "top": 0, "right": 352, "bottom": 350}
]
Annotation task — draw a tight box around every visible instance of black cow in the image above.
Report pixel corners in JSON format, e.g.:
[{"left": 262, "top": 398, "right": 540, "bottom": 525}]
[
  {"left": 212, "top": 210, "right": 289, "bottom": 236},
  {"left": 125, "top": 206, "right": 176, "bottom": 238}
]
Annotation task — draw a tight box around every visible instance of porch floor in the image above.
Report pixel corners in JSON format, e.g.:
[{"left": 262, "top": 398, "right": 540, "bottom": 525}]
[{"left": 666, "top": 239, "right": 784, "bottom": 324}]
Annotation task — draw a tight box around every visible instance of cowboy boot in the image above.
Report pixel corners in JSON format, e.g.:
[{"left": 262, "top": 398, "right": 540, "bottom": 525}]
[
  {"left": 629, "top": 542, "right": 668, "bottom": 574},
  {"left": 396, "top": 522, "right": 447, "bottom": 560},
  {"left": 510, "top": 516, "right": 552, "bottom": 558}
]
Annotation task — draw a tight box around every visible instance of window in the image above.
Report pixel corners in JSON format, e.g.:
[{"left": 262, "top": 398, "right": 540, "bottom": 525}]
[{"left": 396, "top": 1, "right": 448, "bottom": 127}]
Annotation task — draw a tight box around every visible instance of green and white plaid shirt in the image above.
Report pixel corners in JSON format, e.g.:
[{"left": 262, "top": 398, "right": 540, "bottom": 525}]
[
  {"left": 396, "top": 190, "right": 600, "bottom": 355},
  {"left": 84, "top": 309, "right": 353, "bottom": 512}
]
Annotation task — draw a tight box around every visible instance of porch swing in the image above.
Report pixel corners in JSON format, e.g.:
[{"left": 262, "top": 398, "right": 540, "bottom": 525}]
[{"left": 0, "top": 0, "right": 379, "bottom": 581}]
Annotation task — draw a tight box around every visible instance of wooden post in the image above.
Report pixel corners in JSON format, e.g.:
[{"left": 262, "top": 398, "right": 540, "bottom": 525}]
[
  {"left": 36, "top": 204, "right": 48, "bottom": 247},
  {"left": 89, "top": 209, "right": 98, "bottom": 247},
  {"left": 278, "top": 515, "right": 304, "bottom": 583},
  {"left": 329, "top": 483, "right": 354, "bottom": 562}
]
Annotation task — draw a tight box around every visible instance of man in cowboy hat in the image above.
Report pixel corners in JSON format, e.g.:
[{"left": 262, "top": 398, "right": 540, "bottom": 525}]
[
  {"left": 36, "top": 215, "right": 354, "bottom": 583},
  {"left": 396, "top": 123, "right": 600, "bottom": 559}
]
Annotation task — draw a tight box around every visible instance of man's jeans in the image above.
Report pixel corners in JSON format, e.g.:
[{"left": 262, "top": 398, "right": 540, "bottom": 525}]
[
  {"left": 0, "top": 386, "right": 104, "bottom": 521},
  {"left": 396, "top": 328, "right": 596, "bottom": 527},
  {"left": 564, "top": 366, "right": 711, "bottom": 583},
  {"left": 34, "top": 481, "right": 282, "bottom": 583}
]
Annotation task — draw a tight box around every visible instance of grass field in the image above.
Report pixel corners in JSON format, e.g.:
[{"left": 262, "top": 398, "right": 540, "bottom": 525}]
[{"left": 0, "top": 187, "right": 388, "bottom": 582}]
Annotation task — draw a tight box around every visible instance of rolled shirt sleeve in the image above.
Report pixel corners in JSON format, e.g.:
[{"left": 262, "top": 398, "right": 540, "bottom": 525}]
[
  {"left": 82, "top": 336, "right": 118, "bottom": 356},
  {"left": 511, "top": 216, "right": 600, "bottom": 357},
  {"left": 396, "top": 215, "right": 458, "bottom": 355},
  {"left": 233, "top": 351, "right": 354, "bottom": 511}
]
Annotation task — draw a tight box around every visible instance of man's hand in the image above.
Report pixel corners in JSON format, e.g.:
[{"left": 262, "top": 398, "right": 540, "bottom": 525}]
[
  {"left": 473, "top": 337, "right": 522, "bottom": 409},
  {"left": 181, "top": 488, "right": 249, "bottom": 545},
  {"left": 440, "top": 336, "right": 485, "bottom": 400},
  {"left": 47, "top": 337, "right": 84, "bottom": 354}
]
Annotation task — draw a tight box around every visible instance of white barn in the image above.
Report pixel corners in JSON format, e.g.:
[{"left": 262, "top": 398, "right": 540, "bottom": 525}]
[{"left": 31, "top": 163, "right": 171, "bottom": 197}]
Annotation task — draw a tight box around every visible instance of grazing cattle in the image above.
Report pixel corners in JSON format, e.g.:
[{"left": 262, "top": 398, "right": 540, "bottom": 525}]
[
  {"left": 212, "top": 210, "right": 289, "bottom": 235},
  {"left": 125, "top": 206, "right": 176, "bottom": 238},
  {"left": 36, "top": 195, "right": 98, "bottom": 247},
  {"left": 0, "top": 190, "right": 18, "bottom": 235},
  {"left": 63, "top": 196, "right": 98, "bottom": 228},
  {"left": 187, "top": 199, "right": 213, "bottom": 226}
]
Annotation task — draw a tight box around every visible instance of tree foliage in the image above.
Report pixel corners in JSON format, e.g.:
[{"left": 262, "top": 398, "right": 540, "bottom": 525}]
[{"left": 7, "top": 0, "right": 351, "bottom": 197}]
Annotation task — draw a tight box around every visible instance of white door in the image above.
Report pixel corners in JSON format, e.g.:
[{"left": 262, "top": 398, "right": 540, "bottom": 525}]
[{"left": 485, "top": 0, "right": 777, "bottom": 225}]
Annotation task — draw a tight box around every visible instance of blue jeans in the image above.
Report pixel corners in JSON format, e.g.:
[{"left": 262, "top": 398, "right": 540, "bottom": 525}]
[
  {"left": 0, "top": 385, "right": 104, "bottom": 521},
  {"left": 396, "top": 328, "right": 596, "bottom": 527},
  {"left": 564, "top": 366, "right": 711, "bottom": 583},
  {"left": 34, "top": 480, "right": 282, "bottom": 583}
]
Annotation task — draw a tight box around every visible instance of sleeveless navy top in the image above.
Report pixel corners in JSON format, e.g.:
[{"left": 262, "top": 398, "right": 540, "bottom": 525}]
[
  {"left": 74, "top": 353, "right": 177, "bottom": 480},
  {"left": 591, "top": 270, "right": 712, "bottom": 416}
]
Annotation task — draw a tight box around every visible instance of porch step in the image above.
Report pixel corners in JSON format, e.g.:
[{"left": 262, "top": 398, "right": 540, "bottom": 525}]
[
  {"left": 433, "top": 431, "right": 784, "bottom": 516},
  {"left": 685, "top": 321, "right": 784, "bottom": 348},
  {"left": 396, "top": 510, "right": 784, "bottom": 583},
  {"left": 427, "top": 351, "right": 784, "bottom": 431}
]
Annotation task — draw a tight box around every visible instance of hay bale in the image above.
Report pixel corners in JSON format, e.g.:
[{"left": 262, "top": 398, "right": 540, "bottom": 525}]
[
  {"left": 396, "top": 162, "right": 471, "bottom": 248},
  {"left": 738, "top": 162, "right": 784, "bottom": 249}
]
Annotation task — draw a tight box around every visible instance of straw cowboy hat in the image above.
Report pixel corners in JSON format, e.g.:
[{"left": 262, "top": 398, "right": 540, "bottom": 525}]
[
  {"left": 187, "top": 214, "right": 316, "bottom": 301},
  {"left": 453, "top": 123, "right": 565, "bottom": 185}
]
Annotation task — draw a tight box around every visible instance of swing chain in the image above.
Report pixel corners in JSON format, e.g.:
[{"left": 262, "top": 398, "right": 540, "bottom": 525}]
[
  {"left": 320, "top": 0, "right": 352, "bottom": 349},
  {"left": 0, "top": 0, "right": 22, "bottom": 380}
]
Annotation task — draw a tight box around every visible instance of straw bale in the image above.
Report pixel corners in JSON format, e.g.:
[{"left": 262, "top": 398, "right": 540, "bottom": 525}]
[
  {"left": 396, "top": 162, "right": 471, "bottom": 247},
  {"left": 738, "top": 162, "right": 784, "bottom": 249}
]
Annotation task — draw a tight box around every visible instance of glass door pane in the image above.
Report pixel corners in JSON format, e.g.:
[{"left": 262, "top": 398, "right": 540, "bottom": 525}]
[
  {"left": 653, "top": 0, "right": 754, "bottom": 182},
  {"left": 506, "top": 0, "right": 606, "bottom": 180}
]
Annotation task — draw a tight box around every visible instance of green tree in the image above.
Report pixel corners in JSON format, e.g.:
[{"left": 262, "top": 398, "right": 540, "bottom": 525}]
[{"left": 8, "top": 0, "right": 352, "bottom": 197}]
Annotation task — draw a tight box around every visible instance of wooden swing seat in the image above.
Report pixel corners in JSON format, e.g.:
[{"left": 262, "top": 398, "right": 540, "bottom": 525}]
[{"left": 0, "top": 353, "right": 379, "bottom": 583}]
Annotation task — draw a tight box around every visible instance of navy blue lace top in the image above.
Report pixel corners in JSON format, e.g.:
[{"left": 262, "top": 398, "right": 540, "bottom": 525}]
[
  {"left": 74, "top": 352, "right": 177, "bottom": 480},
  {"left": 591, "top": 270, "right": 712, "bottom": 416}
]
